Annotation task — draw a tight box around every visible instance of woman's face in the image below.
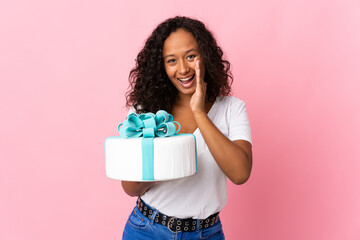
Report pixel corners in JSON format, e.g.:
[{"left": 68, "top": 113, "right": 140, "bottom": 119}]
[{"left": 163, "top": 28, "right": 205, "bottom": 96}]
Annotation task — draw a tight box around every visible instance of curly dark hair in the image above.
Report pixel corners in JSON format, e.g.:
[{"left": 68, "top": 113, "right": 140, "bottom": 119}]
[{"left": 126, "top": 16, "right": 233, "bottom": 113}]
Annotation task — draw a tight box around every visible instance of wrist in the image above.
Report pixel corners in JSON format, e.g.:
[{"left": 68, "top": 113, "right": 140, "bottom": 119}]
[{"left": 193, "top": 111, "right": 208, "bottom": 123}]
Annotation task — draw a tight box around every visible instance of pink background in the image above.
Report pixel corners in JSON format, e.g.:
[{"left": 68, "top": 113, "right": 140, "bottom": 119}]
[{"left": 1, "top": 0, "right": 359, "bottom": 239}]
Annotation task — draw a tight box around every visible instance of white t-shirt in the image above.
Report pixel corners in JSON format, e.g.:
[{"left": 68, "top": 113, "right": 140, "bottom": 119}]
[{"left": 128, "top": 96, "right": 252, "bottom": 219}]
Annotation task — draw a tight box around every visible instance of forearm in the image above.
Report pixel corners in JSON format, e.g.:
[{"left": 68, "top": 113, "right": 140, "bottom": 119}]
[
  {"left": 121, "top": 181, "right": 155, "bottom": 197},
  {"left": 194, "top": 112, "right": 252, "bottom": 185}
]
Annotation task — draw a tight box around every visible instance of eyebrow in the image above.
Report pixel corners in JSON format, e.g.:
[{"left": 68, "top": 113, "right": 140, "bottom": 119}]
[{"left": 163, "top": 49, "right": 199, "bottom": 59}]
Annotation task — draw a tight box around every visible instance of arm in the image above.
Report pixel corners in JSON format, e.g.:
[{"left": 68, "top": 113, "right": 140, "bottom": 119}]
[
  {"left": 191, "top": 57, "right": 252, "bottom": 185},
  {"left": 121, "top": 181, "right": 155, "bottom": 197},
  {"left": 194, "top": 112, "right": 252, "bottom": 185}
]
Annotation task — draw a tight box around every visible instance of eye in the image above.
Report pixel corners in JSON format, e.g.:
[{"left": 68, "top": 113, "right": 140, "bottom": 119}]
[
  {"left": 166, "top": 59, "right": 176, "bottom": 64},
  {"left": 187, "top": 55, "right": 196, "bottom": 60}
]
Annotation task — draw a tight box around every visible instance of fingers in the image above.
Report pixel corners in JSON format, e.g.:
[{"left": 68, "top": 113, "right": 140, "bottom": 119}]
[
  {"left": 195, "top": 57, "right": 201, "bottom": 88},
  {"left": 190, "top": 57, "right": 206, "bottom": 113}
]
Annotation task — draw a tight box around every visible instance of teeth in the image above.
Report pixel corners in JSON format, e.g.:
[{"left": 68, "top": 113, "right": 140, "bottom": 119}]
[{"left": 178, "top": 75, "right": 194, "bottom": 82}]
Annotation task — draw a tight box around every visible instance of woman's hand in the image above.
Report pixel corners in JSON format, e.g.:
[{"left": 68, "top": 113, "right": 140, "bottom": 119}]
[{"left": 190, "top": 57, "right": 207, "bottom": 114}]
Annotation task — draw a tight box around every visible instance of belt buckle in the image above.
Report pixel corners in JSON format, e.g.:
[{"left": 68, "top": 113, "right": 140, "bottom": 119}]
[{"left": 167, "top": 217, "right": 182, "bottom": 233}]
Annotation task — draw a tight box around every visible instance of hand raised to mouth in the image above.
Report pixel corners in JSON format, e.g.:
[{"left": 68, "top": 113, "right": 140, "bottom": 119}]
[{"left": 190, "top": 56, "right": 207, "bottom": 115}]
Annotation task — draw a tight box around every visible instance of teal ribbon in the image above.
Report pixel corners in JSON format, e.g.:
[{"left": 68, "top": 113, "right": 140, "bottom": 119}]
[{"left": 118, "top": 110, "right": 181, "bottom": 180}]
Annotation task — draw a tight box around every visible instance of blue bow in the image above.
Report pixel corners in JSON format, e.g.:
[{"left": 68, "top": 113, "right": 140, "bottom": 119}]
[
  {"left": 118, "top": 110, "right": 180, "bottom": 138},
  {"left": 117, "top": 110, "right": 181, "bottom": 180}
]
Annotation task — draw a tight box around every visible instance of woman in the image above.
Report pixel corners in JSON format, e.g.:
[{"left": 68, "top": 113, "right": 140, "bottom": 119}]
[{"left": 122, "top": 16, "right": 252, "bottom": 239}]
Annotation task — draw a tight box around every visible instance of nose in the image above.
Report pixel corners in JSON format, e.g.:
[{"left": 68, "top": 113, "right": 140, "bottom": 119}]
[{"left": 178, "top": 60, "right": 190, "bottom": 75}]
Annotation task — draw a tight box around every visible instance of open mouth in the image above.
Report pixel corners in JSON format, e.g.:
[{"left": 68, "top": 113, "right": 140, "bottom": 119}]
[{"left": 177, "top": 74, "right": 195, "bottom": 87}]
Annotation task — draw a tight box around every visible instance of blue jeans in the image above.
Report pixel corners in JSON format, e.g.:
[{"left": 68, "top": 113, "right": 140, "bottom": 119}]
[{"left": 122, "top": 205, "right": 225, "bottom": 239}]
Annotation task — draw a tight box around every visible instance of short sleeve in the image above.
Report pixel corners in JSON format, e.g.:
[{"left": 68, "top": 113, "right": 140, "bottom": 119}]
[
  {"left": 127, "top": 106, "right": 136, "bottom": 116},
  {"left": 228, "top": 96, "right": 252, "bottom": 144}
]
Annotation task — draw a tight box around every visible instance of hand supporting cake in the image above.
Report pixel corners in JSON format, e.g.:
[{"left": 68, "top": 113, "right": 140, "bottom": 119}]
[{"left": 105, "top": 110, "right": 197, "bottom": 181}]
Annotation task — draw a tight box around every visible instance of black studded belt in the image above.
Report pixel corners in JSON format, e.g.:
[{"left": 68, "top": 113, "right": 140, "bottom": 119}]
[{"left": 137, "top": 198, "right": 219, "bottom": 233}]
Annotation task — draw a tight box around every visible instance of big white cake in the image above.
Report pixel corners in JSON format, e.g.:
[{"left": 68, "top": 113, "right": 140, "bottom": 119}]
[{"left": 105, "top": 134, "right": 197, "bottom": 181}]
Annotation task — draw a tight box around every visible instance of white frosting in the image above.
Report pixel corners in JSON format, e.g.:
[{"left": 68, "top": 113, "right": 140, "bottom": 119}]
[{"left": 105, "top": 134, "right": 196, "bottom": 181}]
